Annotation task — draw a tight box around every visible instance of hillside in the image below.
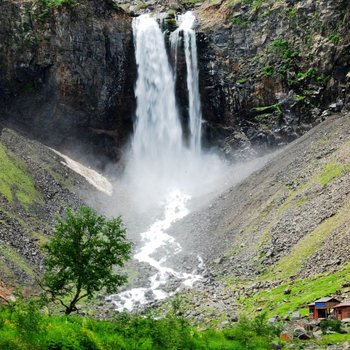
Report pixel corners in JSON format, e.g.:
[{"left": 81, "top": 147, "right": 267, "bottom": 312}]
[
  {"left": 164, "top": 111, "right": 350, "bottom": 325},
  {"left": 0, "top": 127, "right": 99, "bottom": 293}
]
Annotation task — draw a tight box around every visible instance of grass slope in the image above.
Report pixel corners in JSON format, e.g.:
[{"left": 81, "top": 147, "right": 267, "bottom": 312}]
[{"left": 0, "top": 144, "right": 42, "bottom": 209}]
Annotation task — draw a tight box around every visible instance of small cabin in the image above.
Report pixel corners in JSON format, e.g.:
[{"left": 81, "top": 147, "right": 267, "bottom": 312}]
[
  {"left": 308, "top": 297, "right": 341, "bottom": 319},
  {"left": 334, "top": 302, "right": 350, "bottom": 320}
]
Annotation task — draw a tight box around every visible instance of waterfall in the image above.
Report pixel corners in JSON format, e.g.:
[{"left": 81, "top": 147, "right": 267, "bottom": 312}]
[
  {"left": 125, "top": 12, "right": 206, "bottom": 203},
  {"left": 111, "top": 12, "right": 228, "bottom": 312},
  {"left": 171, "top": 11, "right": 202, "bottom": 152},
  {"left": 131, "top": 14, "right": 184, "bottom": 179}
]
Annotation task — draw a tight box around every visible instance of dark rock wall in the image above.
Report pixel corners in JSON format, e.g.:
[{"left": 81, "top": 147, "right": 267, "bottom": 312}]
[
  {"left": 196, "top": 0, "right": 350, "bottom": 158},
  {"left": 0, "top": 0, "right": 136, "bottom": 162},
  {"left": 1, "top": 0, "right": 349, "bottom": 162}
]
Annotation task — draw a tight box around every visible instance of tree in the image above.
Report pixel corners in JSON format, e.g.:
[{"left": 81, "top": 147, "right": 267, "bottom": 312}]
[{"left": 41, "top": 206, "right": 131, "bottom": 315}]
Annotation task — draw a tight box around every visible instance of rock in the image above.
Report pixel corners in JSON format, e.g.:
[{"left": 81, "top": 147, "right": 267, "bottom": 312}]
[
  {"left": 329, "top": 101, "right": 344, "bottom": 113},
  {"left": 0, "top": 0, "right": 135, "bottom": 161},
  {"left": 313, "top": 329, "right": 323, "bottom": 338},
  {"left": 284, "top": 288, "right": 291, "bottom": 295},
  {"left": 214, "top": 257, "right": 223, "bottom": 264},
  {"left": 342, "top": 341, "right": 350, "bottom": 350},
  {"left": 293, "top": 327, "right": 312, "bottom": 340},
  {"left": 291, "top": 311, "right": 301, "bottom": 320},
  {"left": 268, "top": 316, "right": 278, "bottom": 324}
]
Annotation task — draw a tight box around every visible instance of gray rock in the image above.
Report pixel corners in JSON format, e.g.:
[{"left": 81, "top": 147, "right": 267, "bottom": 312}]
[
  {"left": 293, "top": 327, "right": 312, "bottom": 340},
  {"left": 291, "top": 311, "right": 301, "bottom": 320}
]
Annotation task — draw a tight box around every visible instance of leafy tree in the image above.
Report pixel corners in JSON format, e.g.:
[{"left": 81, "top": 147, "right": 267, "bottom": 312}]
[{"left": 41, "top": 206, "right": 131, "bottom": 315}]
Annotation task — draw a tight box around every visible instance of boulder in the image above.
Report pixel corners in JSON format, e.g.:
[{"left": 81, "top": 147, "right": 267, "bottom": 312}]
[
  {"left": 293, "top": 327, "right": 312, "bottom": 340},
  {"left": 291, "top": 311, "right": 301, "bottom": 320}
]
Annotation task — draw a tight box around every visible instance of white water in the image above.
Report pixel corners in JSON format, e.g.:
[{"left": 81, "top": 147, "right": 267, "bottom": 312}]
[
  {"left": 111, "top": 13, "right": 228, "bottom": 311},
  {"left": 179, "top": 12, "right": 202, "bottom": 152},
  {"left": 130, "top": 14, "right": 183, "bottom": 178},
  {"left": 170, "top": 12, "right": 202, "bottom": 152},
  {"left": 111, "top": 190, "right": 204, "bottom": 311}
]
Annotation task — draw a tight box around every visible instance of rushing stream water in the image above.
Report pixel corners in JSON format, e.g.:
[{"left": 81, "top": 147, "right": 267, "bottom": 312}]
[{"left": 110, "top": 12, "right": 228, "bottom": 311}]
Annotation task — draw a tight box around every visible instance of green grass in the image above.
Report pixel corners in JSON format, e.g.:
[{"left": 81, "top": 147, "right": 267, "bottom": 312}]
[
  {"left": 242, "top": 264, "right": 350, "bottom": 318},
  {"left": 0, "top": 144, "right": 42, "bottom": 209},
  {"left": 0, "top": 242, "right": 35, "bottom": 279},
  {"left": 319, "top": 163, "right": 345, "bottom": 186},
  {"left": 319, "top": 333, "right": 350, "bottom": 345},
  {"left": 263, "top": 200, "right": 350, "bottom": 280},
  {"left": 0, "top": 301, "right": 281, "bottom": 350}
]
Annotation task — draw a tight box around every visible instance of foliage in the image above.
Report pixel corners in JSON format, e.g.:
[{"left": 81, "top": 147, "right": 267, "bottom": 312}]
[
  {"left": 328, "top": 34, "right": 340, "bottom": 43},
  {"left": 241, "top": 264, "right": 350, "bottom": 318},
  {"left": 232, "top": 16, "right": 249, "bottom": 27},
  {"left": 261, "top": 65, "right": 274, "bottom": 77},
  {"left": 180, "top": 0, "right": 202, "bottom": 8},
  {"left": 270, "top": 39, "right": 299, "bottom": 61},
  {"left": 320, "top": 319, "right": 343, "bottom": 334},
  {"left": 0, "top": 301, "right": 281, "bottom": 349},
  {"left": 30, "top": 0, "right": 77, "bottom": 22},
  {"left": 41, "top": 206, "right": 131, "bottom": 315}
]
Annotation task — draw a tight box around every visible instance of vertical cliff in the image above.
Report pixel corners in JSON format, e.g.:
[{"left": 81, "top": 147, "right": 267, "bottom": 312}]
[
  {"left": 196, "top": 0, "right": 350, "bottom": 157},
  {"left": 0, "top": 0, "right": 136, "bottom": 161}
]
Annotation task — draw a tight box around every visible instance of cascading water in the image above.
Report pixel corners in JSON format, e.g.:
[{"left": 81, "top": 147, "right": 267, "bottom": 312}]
[
  {"left": 172, "top": 12, "right": 202, "bottom": 152},
  {"left": 111, "top": 12, "right": 228, "bottom": 311},
  {"left": 131, "top": 14, "right": 184, "bottom": 176}
]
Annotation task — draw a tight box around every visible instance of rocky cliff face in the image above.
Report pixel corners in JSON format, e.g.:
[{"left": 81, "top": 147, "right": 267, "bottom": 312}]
[
  {"left": 0, "top": 0, "right": 135, "bottom": 162},
  {"left": 196, "top": 0, "right": 350, "bottom": 158},
  {"left": 2, "top": 0, "right": 349, "bottom": 162}
]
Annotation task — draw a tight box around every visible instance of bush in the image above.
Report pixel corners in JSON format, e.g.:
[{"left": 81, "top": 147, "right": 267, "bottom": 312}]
[{"left": 320, "top": 319, "right": 343, "bottom": 334}]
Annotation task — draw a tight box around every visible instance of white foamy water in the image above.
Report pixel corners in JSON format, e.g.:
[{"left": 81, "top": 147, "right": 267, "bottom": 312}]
[
  {"left": 178, "top": 11, "right": 202, "bottom": 152},
  {"left": 111, "top": 190, "right": 204, "bottom": 311},
  {"left": 110, "top": 13, "right": 228, "bottom": 311}
]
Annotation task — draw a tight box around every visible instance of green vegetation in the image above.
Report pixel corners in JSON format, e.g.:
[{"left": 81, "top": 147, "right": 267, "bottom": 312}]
[
  {"left": 29, "top": 0, "right": 77, "bottom": 22},
  {"left": 236, "top": 78, "right": 248, "bottom": 84},
  {"left": 261, "top": 65, "right": 274, "bottom": 77},
  {"left": 0, "top": 300, "right": 281, "bottom": 349},
  {"left": 288, "top": 5, "right": 297, "bottom": 19},
  {"left": 264, "top": 201, "right": 350, "bottom": 280},
  {"left": 319, "top": 163, "right": 344, "bottom": 186},
  {"left": 180, "top": 0, "right": 202, "bottom": 7},
  {"left": 320, "top": 319, "right": 343, "bottom": 334},
  {"left": 254, "top": 102, "right": 282, "bottom": 115},
  {"left": 41, "top": 207, "right": 131, "bottom": 315},
  {"left": 0, "top": 144, "right": 42, "bottom": 209},
  {"left": 328, "top": 34, "right": 340, "bottom": 43},
  {"left": 242, "top": 264, "right": 350, "bottom": 317},
  {"left": 0, "top": 242, "right": 35, "bottom": 279},
  {"left": 232, "top": 16, "right": 249, "bottom": 27},
  {"left": 270, "top": 39, "right": 299, "bottom": 61},
  {"left": 136, "top": 2, "right": 148, "bottom": 10}
]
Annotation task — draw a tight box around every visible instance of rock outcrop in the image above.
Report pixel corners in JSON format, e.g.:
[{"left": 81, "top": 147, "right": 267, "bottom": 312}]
[
  {"left": 0, "top": 0, "right": 136, "bottom": 161},
  {"left": 196, "top": 0, "right": 350, "bottom": 157}
]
